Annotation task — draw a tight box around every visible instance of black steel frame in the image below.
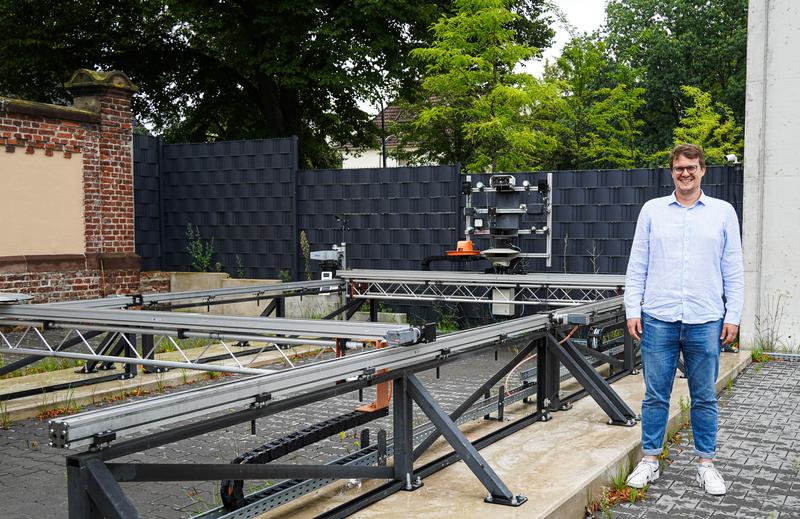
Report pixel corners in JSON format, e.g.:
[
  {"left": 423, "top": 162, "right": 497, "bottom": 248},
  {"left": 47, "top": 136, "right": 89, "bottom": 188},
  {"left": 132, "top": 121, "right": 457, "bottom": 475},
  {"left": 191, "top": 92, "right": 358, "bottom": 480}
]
[{"left": 62, "top": 304, "right": 639, "bottom": 518}]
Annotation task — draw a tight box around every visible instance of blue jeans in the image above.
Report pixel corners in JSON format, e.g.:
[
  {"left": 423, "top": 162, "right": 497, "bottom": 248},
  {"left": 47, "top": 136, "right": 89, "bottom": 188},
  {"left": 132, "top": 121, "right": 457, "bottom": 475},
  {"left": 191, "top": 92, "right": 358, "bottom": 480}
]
[{"left": 640, "top": 312, "right": 723, "bottom": 459}]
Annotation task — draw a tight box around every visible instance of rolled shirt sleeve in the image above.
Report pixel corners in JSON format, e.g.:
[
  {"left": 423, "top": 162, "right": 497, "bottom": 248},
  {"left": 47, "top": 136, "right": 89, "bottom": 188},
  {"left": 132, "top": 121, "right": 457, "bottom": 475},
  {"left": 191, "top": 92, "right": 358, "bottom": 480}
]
[
  {"left": 624, "top": 203, "right": 651, "bottom": 319},
  {"left": 721, "top": 205, "right": 744, "bottom": 325}
]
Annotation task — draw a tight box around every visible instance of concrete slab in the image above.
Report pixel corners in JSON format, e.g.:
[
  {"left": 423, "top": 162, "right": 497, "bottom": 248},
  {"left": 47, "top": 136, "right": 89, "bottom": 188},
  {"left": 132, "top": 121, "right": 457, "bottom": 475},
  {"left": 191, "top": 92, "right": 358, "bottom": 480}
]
[{"left": 256, "top": 352, "right": 750, "bottom": 519}]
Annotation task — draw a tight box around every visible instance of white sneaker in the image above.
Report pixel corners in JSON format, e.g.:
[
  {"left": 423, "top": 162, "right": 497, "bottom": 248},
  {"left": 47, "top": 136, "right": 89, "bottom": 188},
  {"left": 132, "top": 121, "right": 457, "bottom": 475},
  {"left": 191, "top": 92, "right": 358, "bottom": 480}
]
[
  {"left": 696, "top": 462, "right": 726, "bottom": 495},
  {"left": 626, "top": 459, "right": 660, "bottom": 488}
]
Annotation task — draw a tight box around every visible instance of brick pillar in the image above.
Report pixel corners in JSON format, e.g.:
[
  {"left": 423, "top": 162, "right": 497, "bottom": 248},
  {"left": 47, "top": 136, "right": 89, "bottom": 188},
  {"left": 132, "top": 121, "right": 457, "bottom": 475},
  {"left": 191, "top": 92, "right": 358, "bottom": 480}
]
[
  {"left": 64, "top": 70, "right": 140, "bottom": 296},
  {"left": 65, "top": 69, "right": 138, "bottom": 256}
]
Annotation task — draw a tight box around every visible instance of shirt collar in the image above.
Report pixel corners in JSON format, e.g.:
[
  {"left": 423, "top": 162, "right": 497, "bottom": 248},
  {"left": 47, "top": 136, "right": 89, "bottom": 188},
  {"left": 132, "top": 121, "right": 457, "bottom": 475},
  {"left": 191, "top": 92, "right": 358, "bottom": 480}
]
[{"left": 668, "top": 190, "right": 706, "bottom": 208}]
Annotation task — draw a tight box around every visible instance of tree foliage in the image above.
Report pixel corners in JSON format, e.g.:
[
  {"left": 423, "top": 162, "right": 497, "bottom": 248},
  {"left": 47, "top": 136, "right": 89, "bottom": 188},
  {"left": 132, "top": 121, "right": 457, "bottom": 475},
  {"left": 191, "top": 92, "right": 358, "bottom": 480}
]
[
  {"left": 0, "top": 0, "right": 454, "bottom": 167},
  {"left": 668, "top": 86, "right": 743, "bottom": 164},
  {"left": 544, "top": 35, "right": 645, "bottom": 169},
  {"left": 0, "top": 0, "right": 553, "bottom": 168},
  {"left": 605, "top": 0, "right": 748, "bottom": 155},
  {"left": 394, "top": 0, "right": 554, "bottom": 172}
]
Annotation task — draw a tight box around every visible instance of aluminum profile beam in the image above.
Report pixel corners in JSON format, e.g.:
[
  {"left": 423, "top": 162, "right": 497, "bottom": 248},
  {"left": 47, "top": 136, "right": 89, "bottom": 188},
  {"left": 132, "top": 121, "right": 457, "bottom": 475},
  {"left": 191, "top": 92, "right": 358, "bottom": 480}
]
[
  {"left": 340, "top": 270, "right": 626, "bottom": 287},
  {"left": 49, "top": 296, "right": 625, "bottom": 449},
  {"left": 50, "top": 279, "right": 343, "bottom": 309},
  {"left": 0, "top": 305, "right": 410, "bottom": 340},
  {"left": 342, "top": 270, "right": 624, "bottom": 306}
]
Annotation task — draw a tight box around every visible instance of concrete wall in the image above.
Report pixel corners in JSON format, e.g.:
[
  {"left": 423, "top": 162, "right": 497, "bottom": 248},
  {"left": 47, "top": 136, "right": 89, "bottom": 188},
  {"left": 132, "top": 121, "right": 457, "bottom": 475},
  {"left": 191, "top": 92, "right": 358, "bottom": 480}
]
[{"left": 742, "top": 0, "right": 800, "bottom": 349}]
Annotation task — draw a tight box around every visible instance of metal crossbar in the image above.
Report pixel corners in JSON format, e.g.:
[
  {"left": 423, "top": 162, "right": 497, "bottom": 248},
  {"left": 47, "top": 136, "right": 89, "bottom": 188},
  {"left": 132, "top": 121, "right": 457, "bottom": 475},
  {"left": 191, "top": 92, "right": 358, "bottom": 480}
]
[{"left": 343, "top": 270, "right": 624, "bottom": 306}]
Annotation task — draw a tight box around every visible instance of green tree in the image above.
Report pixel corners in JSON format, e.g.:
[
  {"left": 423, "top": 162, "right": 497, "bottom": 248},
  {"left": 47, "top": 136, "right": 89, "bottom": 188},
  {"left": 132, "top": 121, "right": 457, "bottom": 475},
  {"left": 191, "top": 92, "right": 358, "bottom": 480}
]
[
  {"left": 544, "top": 35, "right": 645, "bottom": 169},
  {"left": 0, "top": 0, "right": 552, "bottom": 168},
  {"left": 663, "top": 86, "right": 743, "bottom": 165},
  {"left": 0, "top": 1, "right": 458, "bottom": 167},
  {"left": 605, "top": 0, "right": 748, "bottom": 155},
  {"left": 395, "top": 0, "right": 555, "bottom": 172}
]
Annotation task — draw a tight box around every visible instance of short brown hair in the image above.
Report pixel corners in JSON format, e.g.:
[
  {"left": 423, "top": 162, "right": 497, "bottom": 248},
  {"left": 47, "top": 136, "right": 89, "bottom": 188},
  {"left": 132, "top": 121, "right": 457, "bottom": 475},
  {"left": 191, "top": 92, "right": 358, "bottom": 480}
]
[{"left": 670, "top": 143, "right": 706, "bottom": 169}]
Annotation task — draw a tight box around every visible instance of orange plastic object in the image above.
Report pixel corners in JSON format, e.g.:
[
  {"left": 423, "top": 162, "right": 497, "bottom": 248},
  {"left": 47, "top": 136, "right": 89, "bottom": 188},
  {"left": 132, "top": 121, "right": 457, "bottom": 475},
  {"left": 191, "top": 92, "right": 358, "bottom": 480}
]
[
  {"left": 356, "top": 340, "right": 392, "bottom": 412},
  {"left": 446, "top": 240, "right": 480, "bottom": 256}
]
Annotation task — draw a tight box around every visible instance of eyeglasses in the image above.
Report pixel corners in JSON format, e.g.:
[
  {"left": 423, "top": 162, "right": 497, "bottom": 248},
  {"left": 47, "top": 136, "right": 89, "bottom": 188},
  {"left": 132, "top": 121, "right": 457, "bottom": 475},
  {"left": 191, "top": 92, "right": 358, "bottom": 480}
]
[{"left": 672, "top": 165, "right": 700, "bottom": 174}]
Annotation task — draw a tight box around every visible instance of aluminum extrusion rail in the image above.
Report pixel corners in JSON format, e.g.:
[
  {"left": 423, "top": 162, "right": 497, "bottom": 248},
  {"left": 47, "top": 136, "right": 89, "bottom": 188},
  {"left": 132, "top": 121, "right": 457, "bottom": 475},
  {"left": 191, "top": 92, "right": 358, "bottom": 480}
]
[
  {"left": 50, "top": 279, "right": 344, "bottom": 309},
  {"left": 49, "top": 296, "right": 625, "bottom": 449},
  {"left": 0, "top": 305, "right": 410, "bottom": 340}
]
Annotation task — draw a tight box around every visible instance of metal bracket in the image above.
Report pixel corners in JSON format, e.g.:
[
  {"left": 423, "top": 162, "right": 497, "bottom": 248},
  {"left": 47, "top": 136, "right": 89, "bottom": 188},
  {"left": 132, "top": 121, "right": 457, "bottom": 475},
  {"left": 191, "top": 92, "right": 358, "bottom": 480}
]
[
  {"left": 422, "top": 322, "right": 437, "bottom": 343},
  {"left": 485, "top": 493, "right": 528, "bottom": 507},
  {"left": 360, "top": 367, "right": 376, "bottom": 381},
  {"left": 254, "top": 393, "right": 272, "bottom": 406},
  {"left": 91, "top": 430, "right": 116, "bottom": 449}
]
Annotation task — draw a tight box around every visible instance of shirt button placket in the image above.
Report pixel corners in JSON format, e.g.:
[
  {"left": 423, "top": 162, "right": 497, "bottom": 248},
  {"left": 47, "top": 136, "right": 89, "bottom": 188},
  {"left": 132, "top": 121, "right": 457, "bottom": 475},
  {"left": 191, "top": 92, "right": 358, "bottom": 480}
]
[{"left": 681, "top": 208, "right": 688, "bottom": 320}]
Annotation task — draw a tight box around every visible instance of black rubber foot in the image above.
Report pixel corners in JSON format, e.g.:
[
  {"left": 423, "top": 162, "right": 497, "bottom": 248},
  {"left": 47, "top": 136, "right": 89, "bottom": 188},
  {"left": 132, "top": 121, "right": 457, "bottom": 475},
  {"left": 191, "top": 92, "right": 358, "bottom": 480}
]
[{"left": 484, "top": 494, "right": 527, "bottom": 506}]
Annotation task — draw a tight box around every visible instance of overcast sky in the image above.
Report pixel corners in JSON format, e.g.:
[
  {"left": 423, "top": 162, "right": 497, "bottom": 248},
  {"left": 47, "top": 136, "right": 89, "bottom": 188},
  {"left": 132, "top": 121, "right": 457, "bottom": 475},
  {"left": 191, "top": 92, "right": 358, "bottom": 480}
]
[{"left": 523, "top": 0, "right": 609, "bottom": 76}]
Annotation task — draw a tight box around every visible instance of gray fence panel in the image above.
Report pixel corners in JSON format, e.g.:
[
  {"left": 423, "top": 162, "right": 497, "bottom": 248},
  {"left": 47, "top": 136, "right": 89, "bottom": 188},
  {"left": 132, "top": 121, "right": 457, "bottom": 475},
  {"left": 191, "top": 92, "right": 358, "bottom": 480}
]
[
  {"left": 297, "top": 165, "right": 460, "bottom": 277},
  {"left": 133, "top": 137, "right": 299, "bottom": 279},
  {"left": 134, "top": 137, "right": 743, "bottom": 281},
  {"left": 133, "top": 135, "right": 163, "bottom": 271}
]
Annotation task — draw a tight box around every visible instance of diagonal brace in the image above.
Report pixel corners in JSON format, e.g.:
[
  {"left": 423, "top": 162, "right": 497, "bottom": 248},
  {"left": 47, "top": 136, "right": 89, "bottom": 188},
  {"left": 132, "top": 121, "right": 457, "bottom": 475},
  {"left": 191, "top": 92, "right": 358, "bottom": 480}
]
[
  {"left": 545, "top": 332, "right": 636, "bottom": 426},
  {"left": 557, "top": 332, "right": 624, "bottom": 369},
  {"left": 404, "top": 374, "right": 526, "bottom": 506},
  {"left": 84, "top": 458, "right": 139, "bottom": 519},
  {"left": 413, "top": 338, "right": 536, "bottom": 460}
]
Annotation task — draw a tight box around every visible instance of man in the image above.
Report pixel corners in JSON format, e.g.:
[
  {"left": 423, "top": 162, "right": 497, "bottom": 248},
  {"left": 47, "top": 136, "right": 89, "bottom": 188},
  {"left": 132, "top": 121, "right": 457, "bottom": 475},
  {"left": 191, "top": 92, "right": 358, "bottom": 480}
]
[{"left": 623, "top": 143, "right": 744, "bottom": 495}]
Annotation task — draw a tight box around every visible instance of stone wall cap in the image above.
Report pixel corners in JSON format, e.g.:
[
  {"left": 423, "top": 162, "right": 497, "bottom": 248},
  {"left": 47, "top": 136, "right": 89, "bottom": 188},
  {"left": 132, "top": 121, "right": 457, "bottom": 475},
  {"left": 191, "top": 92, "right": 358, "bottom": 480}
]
[
  {"left": 64, "top": 69, "right": 139, "bottom": 93},
  {"left": 0, "top": 96, "right": 101, "bottom": 124}
]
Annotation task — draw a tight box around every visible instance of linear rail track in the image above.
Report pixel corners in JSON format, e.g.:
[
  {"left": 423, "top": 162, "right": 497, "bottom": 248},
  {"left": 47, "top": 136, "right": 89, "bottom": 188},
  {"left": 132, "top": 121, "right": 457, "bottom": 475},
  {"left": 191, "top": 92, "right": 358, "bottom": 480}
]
[{"left": 47, "top": 296, "right": 624, "bottom": 449}]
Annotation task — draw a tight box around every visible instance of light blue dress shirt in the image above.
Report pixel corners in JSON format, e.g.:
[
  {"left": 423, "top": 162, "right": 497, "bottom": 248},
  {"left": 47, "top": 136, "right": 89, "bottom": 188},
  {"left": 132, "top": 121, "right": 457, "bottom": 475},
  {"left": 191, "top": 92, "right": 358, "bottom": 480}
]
[{"left": 624, "top": 191, "right": 744, "bottom": 325}]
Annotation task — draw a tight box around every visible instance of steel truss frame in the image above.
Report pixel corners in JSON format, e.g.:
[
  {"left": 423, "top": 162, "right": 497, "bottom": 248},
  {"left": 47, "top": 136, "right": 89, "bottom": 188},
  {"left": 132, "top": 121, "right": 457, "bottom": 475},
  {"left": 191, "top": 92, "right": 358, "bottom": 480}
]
[
  {"left": 341, "top": 270, "right": 625, "bottom": 307},
  {"left": 0, "top": 271, "right": 639, "bottom": 517},
  {"left": 0, "top": 280, "right": 351, "bottom": 399},
  {"left": 54, "top": 295, "right": 638, "bottom": 518}
]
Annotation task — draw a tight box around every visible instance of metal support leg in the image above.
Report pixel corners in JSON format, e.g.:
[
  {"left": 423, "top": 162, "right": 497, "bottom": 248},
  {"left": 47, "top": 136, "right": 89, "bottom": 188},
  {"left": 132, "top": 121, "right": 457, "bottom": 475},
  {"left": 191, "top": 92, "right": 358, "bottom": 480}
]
[
  {"left": 141, "top": 335, "right": 166, "bottom": 374},
  {"left": 392, "top": 376, "right": 420, "bottom": 490},
  {"left": 623, "top": 327, "right": 638, "bottom": 374},
  {"left": 259, "top": 298, "right": 279, "bottom": 317},
  {"left": 83, "top": 333, "right": 121, "bottom": 373},
  {"left": 369, "top": 299, "right": 378, "bottom": 322},
  {"left": 67, "top": 459, "right": 102, "bottom": 519},
  {"left": 536, "top": 339, "right": 572, "bottom": 421},
  {"left": 497, "top": 385, "right": 505, "bottom": 421},
  {"left": 545, "top": 332, "right": 637, "bottom": 426},
  {"left": 122, "top": 333, "right": 137, "bottom": 380},
  {"left": 405, "top": 374, "right": 526, "bottom": 507},
  {"left": 84, "top": 458, "right": 139, "bottom": 519},
  {"left": 68, "top": 455, "right": 138, "bottom": 519},
  {"left": 535, "top": 338, "right": 549, "bottom": 418}
]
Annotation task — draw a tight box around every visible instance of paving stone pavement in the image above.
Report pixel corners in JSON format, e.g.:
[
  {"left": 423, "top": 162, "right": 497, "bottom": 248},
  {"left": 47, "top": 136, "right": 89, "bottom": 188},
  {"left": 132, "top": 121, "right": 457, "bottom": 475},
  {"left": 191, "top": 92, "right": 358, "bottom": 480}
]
[
  {"left": 608, "top": 360, "right": 800, "bottom": 519},
  {"left": 0, "top": 347, "right": 528, "bottom": 519}
]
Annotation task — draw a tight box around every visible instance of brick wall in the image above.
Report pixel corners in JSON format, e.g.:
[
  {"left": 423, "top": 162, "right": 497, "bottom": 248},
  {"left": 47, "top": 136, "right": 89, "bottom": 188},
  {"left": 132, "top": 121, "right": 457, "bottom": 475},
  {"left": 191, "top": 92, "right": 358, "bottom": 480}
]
[
  {"left": 139, "top": 271, "right": 170, "bottom": 294},
  {"left": 0, "top": 69, "right": 141, "bottom": 302}
]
